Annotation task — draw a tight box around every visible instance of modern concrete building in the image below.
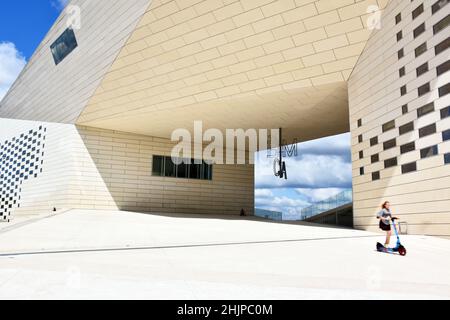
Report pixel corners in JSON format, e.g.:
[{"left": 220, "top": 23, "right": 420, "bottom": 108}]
[{"left": 0, "top": 0, "right": 449, "bottom": 237}]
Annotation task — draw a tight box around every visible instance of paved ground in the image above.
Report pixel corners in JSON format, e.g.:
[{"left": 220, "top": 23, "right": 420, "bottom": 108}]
[{"left": 0, "top": 210, "right": 449, "bottom": 300}]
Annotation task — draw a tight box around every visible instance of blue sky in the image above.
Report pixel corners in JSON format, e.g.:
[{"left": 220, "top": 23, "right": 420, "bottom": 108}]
[{"left": 0, "top": 1, "right": 352, "bottom": 219}]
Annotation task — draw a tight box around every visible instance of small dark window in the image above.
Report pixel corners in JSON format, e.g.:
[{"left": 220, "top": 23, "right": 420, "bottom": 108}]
[
  {"left": 417, "top": 102, "right": 434, "bottom": 117},
  {"left": 412, "top": 4, "right": 424, "bottom": 19},
  {"left": 402, "top": 162, "right": 417, "bottom": 174},
  {"left": 384, "top": 157, "right": 398, "bottom": 169},
  {"left": 370, "top": 137, "right": 378, "bottom": 146},
  {"left": 414, "top": 23, "right": 425, "bottom": 38},
  {"left": 401, "top": 142, "right": 415, "bottom": 154},
  {"left": 445, "top": 153, "right": 450, "bottom": 164},
  {"left": 382, "top": 120, "right": 396, "bottom": 132},
  {"left": 435, "top": 37, "right": 450, "bottom": 55},
  {"left": 399, "top": 67, "right": 405, "bottom": 77},
  {"left": 439, "top": 83, "right": 450, "bottom": 97},
  {"left": 359, "top": 150, "right": 364, "bottom": 159},
  {"left": 421, "top": 145, "right": 438, "bottom": 159},
  {"left": 152, "top": 156, "right": 213, "bottom": 180},
  {"left": 360, "top": 167, "right": 365, "bottom": 175},
  {"left": 395, "top": 13, "right": 401, "bottom": 24},
  {"left": 399, "top": 122, "right": 414, "bottom": 135},
  {"left": 50, "top": 28, "right": 78, "bottom": 65},
  {"left": 402, "top": 104, "right": 408, "bottom": 114},
  {"left": 434, "top": 15, "right": 450, "bottom": 35},
  {"left": 152, "top": 156, "right": 164, "bottom": 176},
  {"left": 383, "top": 138, "right": 397, "bottom": 150},
  {"left": 418, "top": 83, "right": 430, "bottom": 96},
  {"left": 433, "top": 0, "right": 449, "bottom": 14},
  {"left": 401, "top": 85, "right": 407, "bottom": 96},
  {"left": 441, "top": 106, "right": 450, "bottom": 119},
  {"left": 358, "top": 119, "right": 362, "bottom": 127},
  {"left": 371, "top": 154, "right": 379, "bottom": 163},
  {"left": 398, "top": 49, "right": 404, "bottom": 59},
  {"left": 443, "top": 129, "right": 450, "bottom": 141},
  {"left": 397, "top": 31, "right": 403, "bottom": 41},
  {"left": 415, "top": 42, "right": 427, "bottom": 57},
  {"left": 419, "top": 123, "right": 437, "bottom": 137},
  {"left": 358, "top": 134, "right": 363, "bottom": 143},
  {"left": 437, "top": 60, "right": 450, "bottom": 76},
  {"left": 372, "top": 171, "right": 380, "bottom": 181},
  {"left": 416, "top": 62, "right": 428, "bottom": 76}
]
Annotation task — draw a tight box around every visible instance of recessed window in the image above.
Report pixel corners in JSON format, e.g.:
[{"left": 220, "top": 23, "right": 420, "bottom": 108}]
[
  {"left": 412, "top": 4, "right": 424, "bottom": 19},
  {"left": 421, "top": 145, "right": 439, "bottom": 159},
  {"left": 383, "top": 138, "right": 397, "bottom": 150},
  {"left": 416, "top": 62, "right": 428, "bottom": 76},
  {"left": 402, "top": 104, "right": 409, "bottom": 114},
  {"left": 358, "top": 119, "right": 362, "bottom": 127},
  {"left": 395, "top": 13, "right": 401, "bottom": 24},
  {"left": 50, "top": 28, "right": 78, "bottom": 65},
  {"left": 433, "top": 15, "right": 450, "bottom": 35},
  {"left": 370, "top": 137, "right": 378, "bottom": 146},
  {"left": 443, "top": 129, "right": 450, "bottom": 141},
  {"left": 399, "top": 67, "right": 405, "bottom": 77},
  {"left": 441, "top": 106, "right": 450, "bottom": 119},
  {"left": 419, "top": 123, "right": 437, "bottom": 138},
  {"left": 397, "top": 31, "right": 403, "bottom": 41},
  {"left": 401, "top": 85, "right": 407, "bottom": 96},
  {"left": 359, "top": 150, "right": 364, "bottom": 159},
  {"left": 439, "top": 83, "right": 450, "bottom": 97},
  {"left": 358, "top": 134, "right": 363, "bottom": 143},
  {"left": 382, "top": 120, "right": 396, "bottom": 132},
  {"left": 360, "top": 167, "right": 365, "bottom": 175},
  {"left": 372, "top": 171, "right": 380, "bottom": 181},
  {"left": 437, "top": 60, "right": 450, "bottom": 76},
  {"left": 415, "top": 42, "right": 427, "bottom": 57},
  {"left": 433, "top": 0, "right": 449, "bottom": 14},
  {"left": 398, "top": 49, "right": 404, "bottom": 59},
  {"left": 445, "top": 153, "right": 450, "bottom": 164},
  {"left": 401, "top": 142, "right": 416, "bottom": 154},
  {"left": 417, "top": 102, "right": 434, "bottom": 117},
  {"left": 384, "top": 157, "right": 398, "bottom": 169},
  {"left": 371, "top": 154, "right": 379, "bottom": 163},
  {"left": 435, "top": 38, "right": 450, "bottom": 55},
  {"left": 152, "top": 156, "right": 213, "bottom": 180},
  {"left": 418, "top": 83, "right": 430, "bottom": 96},
  {"left": 414, "top": 23, "right": 425, "bottom": 38},
  {"left": 402, "top": 162, "right": 417, "bottom": 174},
  {"left": 399, "top": 122, "right": 414, "bottom": 135}
]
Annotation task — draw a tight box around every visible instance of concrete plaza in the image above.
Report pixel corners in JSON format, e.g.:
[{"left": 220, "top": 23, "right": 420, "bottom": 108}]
[{"left": 0, "top": 210, "right": 449, "bottom": 300}]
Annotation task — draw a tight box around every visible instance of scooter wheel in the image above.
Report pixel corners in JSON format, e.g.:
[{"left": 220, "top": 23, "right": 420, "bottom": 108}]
[{"left": 398, "top": 246, "right": 407, "bottom": 256}]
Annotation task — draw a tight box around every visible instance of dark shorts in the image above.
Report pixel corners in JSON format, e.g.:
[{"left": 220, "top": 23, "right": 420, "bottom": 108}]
[{"left": 379, "top": 220, "right": 391, "bottom": 231}]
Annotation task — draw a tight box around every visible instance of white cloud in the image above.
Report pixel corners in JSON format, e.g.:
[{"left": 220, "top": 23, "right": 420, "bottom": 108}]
[
  {"left": 0, "top": 42, "right": 26, "bottom": 102},
  {"left": 295, "top": 188, "right": 345, "bottom": 202},
  {"left": 255, "top": 189, "right": 273, "bottom": 198}
]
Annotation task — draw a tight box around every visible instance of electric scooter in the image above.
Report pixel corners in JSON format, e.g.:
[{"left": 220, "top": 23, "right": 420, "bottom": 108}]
[{"left": 377, "top": 218, "right": 407, "bottom": 256}]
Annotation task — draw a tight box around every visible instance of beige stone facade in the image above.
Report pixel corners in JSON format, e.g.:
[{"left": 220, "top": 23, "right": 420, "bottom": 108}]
[{"left": 349, "top": 0, "right": 450, "bottom": 237}]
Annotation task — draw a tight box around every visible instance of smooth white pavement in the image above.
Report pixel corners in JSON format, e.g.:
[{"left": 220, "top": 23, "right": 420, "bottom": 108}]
[{"left": 0, "top": 210, "right": 449, "bottom": 300}]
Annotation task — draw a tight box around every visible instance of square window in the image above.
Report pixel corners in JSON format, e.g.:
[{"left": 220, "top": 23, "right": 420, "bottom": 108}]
[
  {"left": 416, "top": 62, "right": 428, "bottom": 76},
  {"left": 371, "top": 154, "right": 379, "bottom": 163},
  {"left": 414, "top": 23, "right": 425, "bottom": 38},
  {"left": 372, "top": 171, "right": 380, "bottom": 181},
  {"left": 433, "top": 0, "right": 448, "bottom": 13},
  {"left": 441, "top": 106, "right": 450, "bottom": 119},
  {"left": 445, "top": 153, "right": 450, "bottom": 164},
  {"left": 402, "top": 162, "right": 417, "bottom": 174},
  {"left": 370, "top": 137, "right": 378, "bottom": 146},
  {"left": 435, "top": 37, "right": 450, "bottom": 55},
  {"left": 398, "top": 49, "right": 404, "bottom": 59},
  {"left": 397, "top": 31, "right": 403, "bottom": 41},
  {"left": 384, "top": 157, "right": 398, "bottom": 169},
  {"left": 415, "top": 42, "right": 427, "bottom": 57},
  {"left": 418, "top": 83, "right": 430, "bottom": 96},
  {"left": 383, "top": 138, "right": 397, "bottom": 150},
  {"left": 50, "top": 28, "right": 78, "bottom": 65},
  {"left": 443, "top": 129, "right": 450, "bottom": 141},
  {"left": 395, "top": 13, "right": 401, "bottom": 24},
  {"left": 437, "top": 60, "right": 450, "bottom": 76},
  {"left": 439, "top": 83, "right": 450, "bottom": 97},
  {"left": 401, "top": 142, "right": 415, "bottom": 154},
  {"left": 434, "top": 15, "right": 450, "bottom": 35},
  {"left": 421, "top": 145, "right": 439, "bottom": 159},
  {"left": 402, "top": 104, "right": 409, "bottom": 114},
  {"left": 417, "top": 102, "right": 434, "bottom": 117},
  {"left": 419, "top": 123, "right": 437, "bottom": 137},
  {"left": 382, "top": 120, "right": 396, "bottom": 132},
  {"left": 399, "top": 67, "right": 405, "bottom": 77},
  {"left": 399, "top": 122, "right": 414, "bottom": 135},
  {"left": 358, "top": 134, "right": 363, "bottom": 143},
  {"left": 359, "top": 151, "right": 364, "bottom": 159},
  {"left": 412, "top": 4, "right": 424, "bottom": 19}
]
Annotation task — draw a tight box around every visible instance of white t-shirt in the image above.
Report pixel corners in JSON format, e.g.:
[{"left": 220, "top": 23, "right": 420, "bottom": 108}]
[{"left": 377, "top": 208, "right": 392, "bottom": 225}]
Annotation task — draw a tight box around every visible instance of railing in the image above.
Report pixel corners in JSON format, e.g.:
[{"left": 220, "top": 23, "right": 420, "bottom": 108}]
[
  {"left": 300, "top": 189, "right": 352, "bottom": 220},
  {"left": 255, "top": 208, "right": 283, "bottom": 221}
]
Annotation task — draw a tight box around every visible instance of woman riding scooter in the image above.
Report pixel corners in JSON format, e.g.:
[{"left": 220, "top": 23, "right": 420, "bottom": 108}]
[{"left": 377, "top": 201, "right": 399, "bottom": 248}]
